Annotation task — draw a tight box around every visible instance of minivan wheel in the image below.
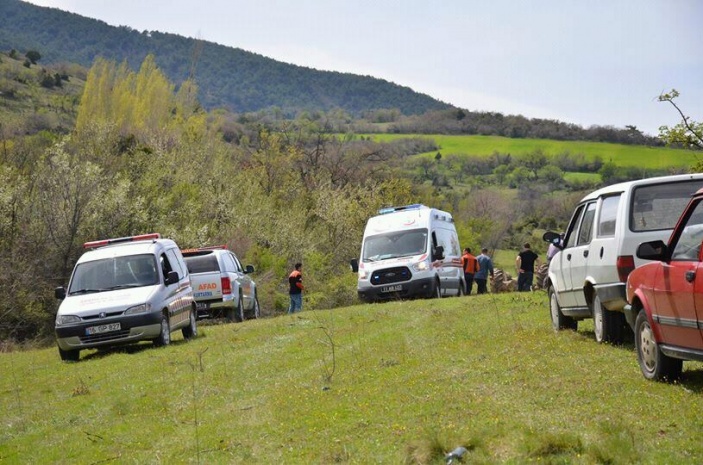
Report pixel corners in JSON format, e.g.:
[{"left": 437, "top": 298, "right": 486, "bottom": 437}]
[
  {"left": 635, "top": 310, "right": 682, "bottom": 381},
  {"left": 182, "top": 308, "right": 197, "bottom": 340},
  {"left": 549, "top": 287, "right": 576, "bottom": 331},
  {"left": 58, "top": 347, "right": 80, "bottom": 362},
  {"left": 153, "top": 313, "right": 171, "bottom": 347}
]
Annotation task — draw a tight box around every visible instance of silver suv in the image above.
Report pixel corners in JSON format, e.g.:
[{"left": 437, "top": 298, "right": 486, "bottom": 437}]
[
  {"left": 181, "top": 246, "right": 259, "bottom": 322},
  {"left": 543, "top": 174, "right": 703, "bottom": 344},
  {"left": 54, "top": 233, "right": 197, "bottom": 361}
]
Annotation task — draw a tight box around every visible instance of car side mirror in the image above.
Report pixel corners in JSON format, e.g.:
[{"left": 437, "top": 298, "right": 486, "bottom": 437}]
[
  {"left": 542, "top": 231, "right": 564, "bottom": 249},
  {"left": 350, "top": 258, "right": 359, "bottom": 273},
  {"left": 636, "top": 240, "right": 668, "bottom": 261},
  {"left": 165, "top": 271, "right": 179, "bottom": 285},
  {"left": 244, "top": 265, "right": 255, "bottom": 274},
  {"left": 55, "top": 286, "right": 66, "bottom": 300},
  {"left": 432, "top": 245, "right": 445, "bottom": 261}
]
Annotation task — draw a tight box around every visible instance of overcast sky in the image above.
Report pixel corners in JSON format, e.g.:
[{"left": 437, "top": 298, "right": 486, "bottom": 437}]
[{"left": 23, "top": 0, "right": 703, "bottom": 136}]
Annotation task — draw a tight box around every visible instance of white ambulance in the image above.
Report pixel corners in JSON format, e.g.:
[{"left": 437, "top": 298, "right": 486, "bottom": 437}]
[{"left": 350, "top": 204, "right": 464, "bottom": 302}]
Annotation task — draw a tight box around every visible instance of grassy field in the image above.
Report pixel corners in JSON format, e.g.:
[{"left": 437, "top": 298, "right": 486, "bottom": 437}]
[
  {"left": 368, "top": 134, "right": 700, "bottom": 170},
  {"left": 3, "top": 293, "right": 703, "bottom": 464}
]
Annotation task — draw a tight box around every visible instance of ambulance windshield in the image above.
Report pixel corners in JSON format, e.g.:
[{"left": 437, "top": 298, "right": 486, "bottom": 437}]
[{"left": 362, "top": 229, "right": 428, "bottom": 262}]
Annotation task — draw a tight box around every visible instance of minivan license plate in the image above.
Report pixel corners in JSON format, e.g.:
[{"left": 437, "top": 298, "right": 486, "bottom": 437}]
[
  {"left": 86, "top": 322, "right": 121, "bottom": 335},
  {"left": 381, "top": 285, "right": 402, "bottom": 293}
]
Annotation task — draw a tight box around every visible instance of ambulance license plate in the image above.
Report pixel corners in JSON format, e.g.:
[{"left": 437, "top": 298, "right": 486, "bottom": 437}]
[
  {"left": 86, "top": 322, "right": 121, "bottom": 335},
  {"left": 381, "top": 285, "right": 402, "bottom": 293}
]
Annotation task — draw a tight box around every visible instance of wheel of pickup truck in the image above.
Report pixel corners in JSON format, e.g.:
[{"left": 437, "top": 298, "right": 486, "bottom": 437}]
[
  {"left": 593, "top": 295, "right": 625, "bottom": 344},
  {"left": 635, "top": 310, "right": 682, "bottom": 381},
  {"left": 225, "top": 295, "right": 244, "bottom": 323},
  {"left": 58, "top": 346, "right": 80, "bottom": 362},
  {"left": 153, "top": 312, "right": 171, "bottom": 347},
  {"left": 549, "top": 286, "right": 576, "bottom": 331},
  {"left": 235, "top": 294, "right": 245, "bottom": 323},
  {"left": 182, "top": 307, "right": 198, "bottom": 340},
  {"left": 249, "top": 295, "right": 260, "bottom": 319}
]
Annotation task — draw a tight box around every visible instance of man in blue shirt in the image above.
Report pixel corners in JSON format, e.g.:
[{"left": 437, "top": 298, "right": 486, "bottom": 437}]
[{"left": 475, "top": 248, "right": 494, "bottom": 294}]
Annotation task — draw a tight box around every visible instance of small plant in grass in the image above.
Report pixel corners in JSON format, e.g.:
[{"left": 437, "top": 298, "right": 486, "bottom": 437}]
[
  {"left": 71, "top": 378, "right": 90, "bottom": 397},
  {"left": 522, "top": 429, "right": 583, "bottom": 460}
]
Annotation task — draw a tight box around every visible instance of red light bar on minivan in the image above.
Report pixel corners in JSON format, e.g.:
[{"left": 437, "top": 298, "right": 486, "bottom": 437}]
[{"left": 83, "top": 233, "right": 161, "bottom": 249}]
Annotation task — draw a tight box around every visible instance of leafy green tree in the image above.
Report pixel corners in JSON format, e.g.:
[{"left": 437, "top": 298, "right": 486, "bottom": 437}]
[
  {"left": 25, "top": 50, "right": 41, "bottom": 64},
  {"left": 658, "top": 89, "right": 703, "bottom": 150}
]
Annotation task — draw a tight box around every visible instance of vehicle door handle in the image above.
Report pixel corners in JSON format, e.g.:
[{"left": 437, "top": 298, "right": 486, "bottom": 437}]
[
  {"left": 686, "top": 271, "right": 696, "bottom": 282},
  {"left": 583, "top": 250, "right": 589, "bottom": 258},
  {"left": 566, "top": 254, "right": 572, "bottom": 261}
]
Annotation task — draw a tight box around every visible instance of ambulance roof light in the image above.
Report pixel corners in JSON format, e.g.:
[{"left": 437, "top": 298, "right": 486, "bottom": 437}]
[{"left": 83, "top": 233, "right": 161, "bottom": 249}]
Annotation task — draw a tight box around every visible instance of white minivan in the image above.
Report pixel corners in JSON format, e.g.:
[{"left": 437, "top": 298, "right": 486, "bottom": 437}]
[
  {"left": 350, "top": 204, "right": 463, "bottom": 302},
  {"left": 543, "top": 173, "right": 703, "bottom": 343},
  {"left": 54, "top": 233, "right": 197, "bottom": 361}
]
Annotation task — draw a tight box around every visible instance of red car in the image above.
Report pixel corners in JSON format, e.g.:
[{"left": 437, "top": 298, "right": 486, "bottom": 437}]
[{"left": 626, "top": 187, "right": 703, "bottom": 380}]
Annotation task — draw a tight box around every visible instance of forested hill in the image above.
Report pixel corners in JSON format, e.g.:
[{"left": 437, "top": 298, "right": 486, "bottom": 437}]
[{"left": 0, "top": 0, "right": 451, "bottom": 116}]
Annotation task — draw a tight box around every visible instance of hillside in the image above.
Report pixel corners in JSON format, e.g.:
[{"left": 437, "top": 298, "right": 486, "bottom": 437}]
[
  {"left": 0, "top": 0, "right": 451, "bottom": 117},
  {"left": 2, "top": 294, "right": 703, "bottom": 463}
]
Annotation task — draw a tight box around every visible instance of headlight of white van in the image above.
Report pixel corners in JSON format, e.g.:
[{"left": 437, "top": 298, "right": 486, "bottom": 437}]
[
  {"left": 413, "top": 260, "right": 430, "bottom": 272},
  {"left": 358, "top": 269, "right": 369, "bottom": 280},
  {"left": 125, "top": 303, "right": 151, "bottom": 315},
  {"left": 56, "top": 314, "right": 81, "bottom": 325}
]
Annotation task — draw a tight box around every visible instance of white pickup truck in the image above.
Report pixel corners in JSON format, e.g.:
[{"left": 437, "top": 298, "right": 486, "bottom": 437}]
[{"left": 181, "top": 246, "right": 259, "bottom": 322}]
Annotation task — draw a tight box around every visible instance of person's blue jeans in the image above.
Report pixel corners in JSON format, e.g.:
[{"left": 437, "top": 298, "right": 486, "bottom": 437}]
[
  {"left": 517, "top": 272, "right": 534, "bottom": 292},
  {"left": 288, "top": 293, "right": 303, "bottom": 313}
]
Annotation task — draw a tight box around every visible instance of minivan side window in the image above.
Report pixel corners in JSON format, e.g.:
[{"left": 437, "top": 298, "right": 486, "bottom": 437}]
[
  {"left": 564, "top": 204, "right": 586, "bottom": 249},
  {"left": 598, "top": 195, "right": 620, "bottom": 237},
  {"left": 577, "top": 202, "right": 596, "bottom": 245}
]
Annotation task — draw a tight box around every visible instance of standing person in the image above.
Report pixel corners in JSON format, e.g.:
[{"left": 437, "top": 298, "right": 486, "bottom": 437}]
[
  {"left": 516, "top": 243, "right": 540, "bottom": 292},
  {"left": 475, "top": 248, "right": 494, "bottom": 295},
  {"left": 461, "top": 248, "right": 479, "bottom": 295},
  {"left": 288, "top": 262, "right": 304, "bottom": 314}
]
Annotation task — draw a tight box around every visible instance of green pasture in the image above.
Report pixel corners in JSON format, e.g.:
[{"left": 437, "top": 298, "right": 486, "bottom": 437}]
[
  {"left": 3, "top": 293, "right": 703, "bottom": 464},
  {"left": 369, "top": 134, "right": 700, "bottom": 170}
]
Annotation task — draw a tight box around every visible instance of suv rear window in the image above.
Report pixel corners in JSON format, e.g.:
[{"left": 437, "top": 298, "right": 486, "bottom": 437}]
[
  {"left": 183, "top": 254, "right": 220, "bottom": 273},
  {"left": 630, "top": 180, "right": 703, "bottom": 232}
]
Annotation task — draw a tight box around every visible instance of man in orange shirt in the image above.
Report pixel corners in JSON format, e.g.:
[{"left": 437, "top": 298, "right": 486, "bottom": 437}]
[
  {"left": 288, "top": 262, "right": 304, "bottom": 313},
  {"left": 461, "top": 248, "right": 480, "bottom": 295}
]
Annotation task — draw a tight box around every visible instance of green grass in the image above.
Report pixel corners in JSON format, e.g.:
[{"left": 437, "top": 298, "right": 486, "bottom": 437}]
[
  {"left": 3, "top": 293, "right": 703, "bottom": 463},
  {"left": 368, "top": 133, "right": 700, "bottom": 170}
]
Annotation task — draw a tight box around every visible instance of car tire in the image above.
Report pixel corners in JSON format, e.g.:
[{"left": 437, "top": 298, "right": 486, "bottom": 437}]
[
  {"left": 431, "top": 280, "right": 441, "bottom": 299},
  {"left": 593, "top": 295, "right": 625, "bottom": 344},
  {"left": 182, "top": 308, "right": 197, "bottom": 340},
  {"left": 58, "top": 347, "right": 80, "bottom": 362},
  {"left": 549, "top": 286, "right": 576, "bottom": 331},
  {"left": 250, "top": 295, "right": 260, "bottom": 319},
  {"left": 153, "top": 313, "right": 171, "bottom": 347},
  {"left": 236, "top": 294, "right": 245, "bottom": 322},
  {"left": 635, "top": 310, "right": 682, "bottom": 381}
]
